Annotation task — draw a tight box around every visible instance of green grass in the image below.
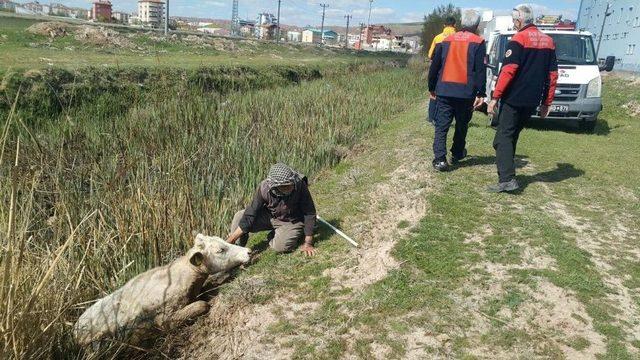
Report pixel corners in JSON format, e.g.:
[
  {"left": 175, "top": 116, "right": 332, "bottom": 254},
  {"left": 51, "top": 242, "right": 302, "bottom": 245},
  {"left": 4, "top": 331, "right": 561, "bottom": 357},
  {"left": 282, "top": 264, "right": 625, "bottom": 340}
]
[
  {"left": 0, "top": 14, "right": 404, "bottom": 72},
  {"left": 211, "top": 74, "right": 640, "bottom": 359}
]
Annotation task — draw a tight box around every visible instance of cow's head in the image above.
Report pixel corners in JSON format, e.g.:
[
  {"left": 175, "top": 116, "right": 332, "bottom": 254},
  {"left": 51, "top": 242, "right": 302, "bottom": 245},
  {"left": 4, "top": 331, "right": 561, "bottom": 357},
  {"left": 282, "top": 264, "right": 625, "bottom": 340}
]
[{"left": 189, "top": 234, "right": 250, "bottom": 274}]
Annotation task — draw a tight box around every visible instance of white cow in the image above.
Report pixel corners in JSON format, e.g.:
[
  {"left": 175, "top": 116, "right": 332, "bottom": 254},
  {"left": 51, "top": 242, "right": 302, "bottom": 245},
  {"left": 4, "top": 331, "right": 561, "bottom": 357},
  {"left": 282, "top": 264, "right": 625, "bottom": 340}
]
[{"left": 73, "top": 234, "right": 251, "bottom": 346}]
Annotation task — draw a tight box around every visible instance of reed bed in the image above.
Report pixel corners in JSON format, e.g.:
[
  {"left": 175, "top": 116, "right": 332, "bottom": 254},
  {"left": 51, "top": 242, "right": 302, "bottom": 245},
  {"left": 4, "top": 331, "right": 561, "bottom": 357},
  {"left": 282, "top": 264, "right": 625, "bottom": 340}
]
[{"left": 0, "top": 64, "right": 423, "bottom": 358}]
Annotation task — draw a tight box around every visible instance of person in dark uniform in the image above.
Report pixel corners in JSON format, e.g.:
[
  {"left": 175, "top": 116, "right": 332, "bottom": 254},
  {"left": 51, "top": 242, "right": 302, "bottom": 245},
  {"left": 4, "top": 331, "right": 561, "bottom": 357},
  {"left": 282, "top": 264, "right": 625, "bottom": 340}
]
[
  {"left": 428, "top": 9, "right": 486, "bottom": 172},
  {"left": 487, "top": 4, "right": 559, "bottom": 193},
  {"left": 227, "top": 163, "right": 317, "bottom": 256}
]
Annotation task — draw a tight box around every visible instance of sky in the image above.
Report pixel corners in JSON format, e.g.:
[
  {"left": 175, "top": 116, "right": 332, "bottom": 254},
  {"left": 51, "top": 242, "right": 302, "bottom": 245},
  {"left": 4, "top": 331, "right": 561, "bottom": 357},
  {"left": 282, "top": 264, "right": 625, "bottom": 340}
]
[{"left": 47, "top": 0, "right": 582, "bottom": 26}]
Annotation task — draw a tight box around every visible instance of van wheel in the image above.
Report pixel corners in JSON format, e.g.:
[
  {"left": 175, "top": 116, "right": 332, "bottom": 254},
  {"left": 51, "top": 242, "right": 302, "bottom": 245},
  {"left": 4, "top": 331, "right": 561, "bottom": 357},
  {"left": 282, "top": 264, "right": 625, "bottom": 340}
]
[{"left": 579, "top": 119, "right": 596, "bottom": 133}]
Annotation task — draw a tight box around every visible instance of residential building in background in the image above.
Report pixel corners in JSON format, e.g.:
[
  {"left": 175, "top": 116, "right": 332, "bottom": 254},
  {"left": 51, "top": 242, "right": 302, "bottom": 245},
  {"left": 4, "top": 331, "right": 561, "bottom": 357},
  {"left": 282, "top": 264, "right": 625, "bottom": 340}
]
[
  {"left": 239, "top": 20, "right": 255, "bottom": 37},
  {"left": 138, "top": 0, "right": 164, "bottom": 28},
  {"left": 92, "top": 0, "right": 112, "bottom": 22},
  {"left": 0, "top": 0, "right": 17, "bottom": 12},
  {"left": 287, "top": 31, "right": 301, "bottom": 42},
  {"left": 255, "top": 13, "right": 277, "bottom": 40},
  {"left": 302, "top": 29, "right": 338, "bottom": 44},
  {"left": 577, "top": 0, "right": 640, "bottom": 72},
  {"left": 113, "top": 11, "right": 130, "bottom": 24},
  {"left": 362, "top": 25, "right": 392, "bottom": 46}
]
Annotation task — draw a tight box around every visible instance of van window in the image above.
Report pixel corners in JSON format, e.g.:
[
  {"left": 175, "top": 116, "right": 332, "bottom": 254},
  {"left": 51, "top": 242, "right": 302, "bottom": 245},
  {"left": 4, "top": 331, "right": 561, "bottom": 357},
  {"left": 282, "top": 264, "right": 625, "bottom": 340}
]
[{"left": 548, "top": 34, "right": 597, "bottom": 65}]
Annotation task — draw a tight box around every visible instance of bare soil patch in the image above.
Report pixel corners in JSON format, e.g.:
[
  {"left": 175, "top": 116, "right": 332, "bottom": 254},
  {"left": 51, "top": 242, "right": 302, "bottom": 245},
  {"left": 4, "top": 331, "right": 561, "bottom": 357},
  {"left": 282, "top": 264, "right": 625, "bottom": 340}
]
[{"left": 26, "top": 21, "right": 70, "bottom": 38}]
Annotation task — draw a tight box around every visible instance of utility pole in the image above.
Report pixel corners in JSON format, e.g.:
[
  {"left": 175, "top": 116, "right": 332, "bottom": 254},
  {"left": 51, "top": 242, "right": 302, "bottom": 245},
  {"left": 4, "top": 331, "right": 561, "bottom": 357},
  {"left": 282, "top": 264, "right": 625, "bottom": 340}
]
[
  {"left": 231, "top": 0, "right": 239, "bottom": 36},
  {"left": 276, "top": 0, "right": 282, "bottom": 43},
  {"left": 319, "top": 3, "right": 329, "bottom": 45},
  {"left": 344, "top": 14, "right": 352, "bottom": 49},
  {"left": 367, "top": 0, "right": 373, "bottom": 27},
  {"left": 164, "top": 0, "right": 169, "bottom": 35},
  {"left": 596, "top": 2, "right": 613, "bottom": 58},
  {"left": 358, "top": 22, "right": 364, "bottom": 51}
]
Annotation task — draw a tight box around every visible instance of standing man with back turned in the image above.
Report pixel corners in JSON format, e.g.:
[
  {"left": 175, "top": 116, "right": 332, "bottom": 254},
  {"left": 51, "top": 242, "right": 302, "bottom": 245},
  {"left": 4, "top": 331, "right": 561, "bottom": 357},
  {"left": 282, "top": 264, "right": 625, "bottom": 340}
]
[
  {"left": 487, "top": 4, "right": 558, "bottom": 193},
  {"left": 428, "top": 10, "right": 486, "bottom": 172},
  {"left": 427, "top": 17, "right": 457, "bottom": 126}
]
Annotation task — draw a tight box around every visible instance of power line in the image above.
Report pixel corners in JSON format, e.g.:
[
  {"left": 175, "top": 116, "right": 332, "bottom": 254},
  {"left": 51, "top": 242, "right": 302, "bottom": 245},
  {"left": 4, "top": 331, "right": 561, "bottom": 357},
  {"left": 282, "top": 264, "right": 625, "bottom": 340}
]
[
  {"left": 344, "top": 14, "right": 352, "bottom": 48},
  {"left": 320, "top": 3, "right": 329, "bottom": 45}
]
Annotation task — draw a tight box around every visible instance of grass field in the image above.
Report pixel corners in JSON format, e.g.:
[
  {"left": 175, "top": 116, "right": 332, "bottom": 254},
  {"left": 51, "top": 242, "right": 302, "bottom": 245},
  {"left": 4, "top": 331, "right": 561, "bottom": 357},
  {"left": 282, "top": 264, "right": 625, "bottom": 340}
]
[
  {"left": 1, "top": 15, "right": 639, "bottom": 358},
  {"left": 172, "top": 74, "right": 640, "bottom": 359},
  {"left": 0, "top": 14, "right": 395, "bottom": 72}
]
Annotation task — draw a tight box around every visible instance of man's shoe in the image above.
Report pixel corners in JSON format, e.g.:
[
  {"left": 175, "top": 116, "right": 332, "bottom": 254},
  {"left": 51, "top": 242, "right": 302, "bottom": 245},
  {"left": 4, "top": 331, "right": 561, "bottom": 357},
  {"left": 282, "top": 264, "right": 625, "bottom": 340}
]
[
  {"left": 487, "top": 179, "right": 520, "bottom": 193},
  {"left": 433, "top": 161, "right": 450, "bottom": 172},
  {"left": 451, "top": 149, "right": 468, "bottom": 165}
]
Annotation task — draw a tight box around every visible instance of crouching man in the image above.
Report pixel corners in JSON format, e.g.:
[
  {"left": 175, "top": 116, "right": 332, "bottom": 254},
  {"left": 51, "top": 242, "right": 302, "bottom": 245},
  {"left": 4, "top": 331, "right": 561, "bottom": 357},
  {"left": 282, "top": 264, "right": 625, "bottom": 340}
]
[{"left": 227, "top": 163, "right": 317, "bottom": 256}]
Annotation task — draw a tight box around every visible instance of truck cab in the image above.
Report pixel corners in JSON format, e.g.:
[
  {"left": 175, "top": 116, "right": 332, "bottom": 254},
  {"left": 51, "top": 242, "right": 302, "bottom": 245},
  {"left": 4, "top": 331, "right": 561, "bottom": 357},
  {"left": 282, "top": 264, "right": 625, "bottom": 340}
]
[{"left": 486, "top": 28, "right": 612, "bottom": 132}]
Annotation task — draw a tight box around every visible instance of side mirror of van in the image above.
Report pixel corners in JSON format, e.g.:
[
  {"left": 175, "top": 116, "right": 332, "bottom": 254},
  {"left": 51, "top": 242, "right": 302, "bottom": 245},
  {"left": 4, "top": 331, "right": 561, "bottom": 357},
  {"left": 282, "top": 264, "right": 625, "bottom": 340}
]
[{"left": 599, "top": 56, "right": 615, "bottom": 72}]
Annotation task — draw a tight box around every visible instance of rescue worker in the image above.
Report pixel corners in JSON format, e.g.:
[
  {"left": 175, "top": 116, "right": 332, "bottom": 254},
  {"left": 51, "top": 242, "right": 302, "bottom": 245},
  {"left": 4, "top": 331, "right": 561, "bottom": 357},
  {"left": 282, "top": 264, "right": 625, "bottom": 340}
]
[
  {"left": 428, "top": 10, "right": 486, "bottom": 172},
  {"left": 227, "top": 163, "right": 317, "bottom": 256},
  {"left": 487, "top": 4, "right": 558, "bottom": 192},
  {"left": 427, "top": 17, "right": 457, "bottom": 125}
]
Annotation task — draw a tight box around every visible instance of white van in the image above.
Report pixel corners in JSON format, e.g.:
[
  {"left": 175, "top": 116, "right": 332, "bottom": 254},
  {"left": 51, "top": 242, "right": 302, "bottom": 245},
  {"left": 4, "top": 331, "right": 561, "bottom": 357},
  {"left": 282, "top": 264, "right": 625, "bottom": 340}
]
[{"left": 485, "top": 28, "right": 614, "bottom": 132}]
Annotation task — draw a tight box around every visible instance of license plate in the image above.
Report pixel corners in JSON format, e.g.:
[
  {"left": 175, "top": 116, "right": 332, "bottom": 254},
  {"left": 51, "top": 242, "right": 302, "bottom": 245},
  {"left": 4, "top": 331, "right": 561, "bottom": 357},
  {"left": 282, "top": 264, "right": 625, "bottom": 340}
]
[{"left": 550, "top": 105, "right": 569, "bottom": 113}]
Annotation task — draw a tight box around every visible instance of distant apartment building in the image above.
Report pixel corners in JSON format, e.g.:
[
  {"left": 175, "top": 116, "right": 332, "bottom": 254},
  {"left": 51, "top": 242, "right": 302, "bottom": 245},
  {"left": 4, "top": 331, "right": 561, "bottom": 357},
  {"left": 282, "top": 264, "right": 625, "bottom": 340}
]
[
  {"left": 0, "top": 0, "right": 17, "bottom": 12},
  {"left": 20, "top": 1, "right": 49, "bottom": 15},
  {"left": 255, "top": 13, "right": 277, "bottom": 40},
  {"left": 113, "top": 11, "right": 130, "bottom": 24},
  {"left": 92, "top": 0, "right": 112, "bottom": 22},
  {"left": 138, "top": 0, "right": 164, "bottom": 28},
  {"left": 362, "top": 25, "right": 392, "bottom": 46},
  {"left": 239, "top": 20, "right": 255, "bottom": 37},
  {"left": 49, "top": 3, "right": 87, "bottom": 18},
  {"left": 577, "top": 0, "right": 640, "bottom": 72}
]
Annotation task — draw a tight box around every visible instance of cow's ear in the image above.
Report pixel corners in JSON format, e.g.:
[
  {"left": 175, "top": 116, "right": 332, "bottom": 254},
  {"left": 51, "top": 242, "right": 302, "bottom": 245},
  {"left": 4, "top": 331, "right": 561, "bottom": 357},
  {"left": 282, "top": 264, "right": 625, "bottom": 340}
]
[
  {"left": 194, "top": 233, "right": 206, "bottom": 248},
  {"left": 190, "top": 252, "right": 204, "bottom": 267}
]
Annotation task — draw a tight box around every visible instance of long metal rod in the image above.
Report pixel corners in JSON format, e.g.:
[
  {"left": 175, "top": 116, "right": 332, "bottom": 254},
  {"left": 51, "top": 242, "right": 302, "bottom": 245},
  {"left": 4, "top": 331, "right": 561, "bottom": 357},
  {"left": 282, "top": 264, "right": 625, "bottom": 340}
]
[{"left": 317, "top": 216, "right": 359, "bottom": 248}]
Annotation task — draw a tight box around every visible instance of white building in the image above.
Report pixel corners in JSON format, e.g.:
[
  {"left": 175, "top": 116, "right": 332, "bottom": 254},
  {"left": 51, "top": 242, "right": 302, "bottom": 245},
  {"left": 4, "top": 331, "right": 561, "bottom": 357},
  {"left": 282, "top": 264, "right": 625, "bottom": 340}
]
[
  {"left": 137, "top": 0, "right": 164, "bottom": 28},
  {"left": 287, "top": 31, "right": 301, "bottom": 42},
  {"left": 113, "top": 11, "right": 130, "bottom": 24}
]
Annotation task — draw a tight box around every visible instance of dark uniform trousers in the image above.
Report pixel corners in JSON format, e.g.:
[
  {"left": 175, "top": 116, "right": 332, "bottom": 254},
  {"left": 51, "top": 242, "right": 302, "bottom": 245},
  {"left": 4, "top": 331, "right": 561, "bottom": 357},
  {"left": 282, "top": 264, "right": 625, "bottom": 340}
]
[
  {"left": 428, "top": 97, "right": 438, "bottom": 124},
  {"left": 492, "top": 102, "right": 535, "bottom": 183},
  {"left": 433, "top": 96, "right": 474, "bottom": 163}
]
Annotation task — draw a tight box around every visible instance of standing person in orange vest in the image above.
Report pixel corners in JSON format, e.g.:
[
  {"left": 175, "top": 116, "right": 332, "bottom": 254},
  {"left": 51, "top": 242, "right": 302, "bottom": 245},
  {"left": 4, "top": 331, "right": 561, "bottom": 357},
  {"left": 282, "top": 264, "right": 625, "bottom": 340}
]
[
  {"left": 427, "top": 17, "right": 457, "bottom": 126},
  {"left": 428, "top": 10, "right": 486, "bottom": 172}
]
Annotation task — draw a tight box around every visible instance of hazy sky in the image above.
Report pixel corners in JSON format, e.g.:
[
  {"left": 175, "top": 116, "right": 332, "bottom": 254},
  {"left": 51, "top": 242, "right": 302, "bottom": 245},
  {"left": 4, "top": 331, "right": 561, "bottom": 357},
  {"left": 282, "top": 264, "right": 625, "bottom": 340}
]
[{"left": 45, "top": 0, "right": 581, "bottom": 26}]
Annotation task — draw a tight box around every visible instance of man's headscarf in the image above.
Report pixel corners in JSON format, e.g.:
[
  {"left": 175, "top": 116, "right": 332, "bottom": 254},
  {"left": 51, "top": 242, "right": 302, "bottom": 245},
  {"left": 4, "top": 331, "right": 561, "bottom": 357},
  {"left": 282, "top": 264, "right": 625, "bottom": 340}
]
[{"left": 267, "top": 163, "right": 299, "bottom": 191}]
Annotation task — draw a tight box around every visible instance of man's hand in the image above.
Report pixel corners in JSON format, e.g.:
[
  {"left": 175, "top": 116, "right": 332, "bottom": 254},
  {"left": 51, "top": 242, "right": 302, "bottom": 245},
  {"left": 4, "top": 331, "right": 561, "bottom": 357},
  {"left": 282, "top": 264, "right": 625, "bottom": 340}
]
[
  {"left": 429, "top": 92, "right": 436, "bottom": 100},
  {"left": 487, "top": 99, "right": 498, "bottom": 116},
  {"left": 539, "top": 104, "right": 551, "bottom": 119},
  {"left": 473, "top": 96, "right": 485, "bottom": 109},
  {"left": 227, "top": 227, "right": 244, "bottom": 244},
  {"left": 300, "top": 236, "right": 316, "bottom": 256}
]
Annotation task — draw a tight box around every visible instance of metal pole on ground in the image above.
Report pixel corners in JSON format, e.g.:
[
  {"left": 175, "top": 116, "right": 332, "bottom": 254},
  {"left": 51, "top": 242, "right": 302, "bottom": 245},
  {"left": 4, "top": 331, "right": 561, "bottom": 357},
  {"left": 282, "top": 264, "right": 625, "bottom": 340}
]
[{"left": 317, "top": 216, "right": 359, "bottom": 248}]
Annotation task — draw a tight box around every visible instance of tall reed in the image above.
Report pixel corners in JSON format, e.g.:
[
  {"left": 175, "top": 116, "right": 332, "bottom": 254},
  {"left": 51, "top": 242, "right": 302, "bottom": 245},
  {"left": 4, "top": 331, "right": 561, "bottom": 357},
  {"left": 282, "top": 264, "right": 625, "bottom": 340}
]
[{"left": 0, "top": 64, "right": 424, "bottom": 358}]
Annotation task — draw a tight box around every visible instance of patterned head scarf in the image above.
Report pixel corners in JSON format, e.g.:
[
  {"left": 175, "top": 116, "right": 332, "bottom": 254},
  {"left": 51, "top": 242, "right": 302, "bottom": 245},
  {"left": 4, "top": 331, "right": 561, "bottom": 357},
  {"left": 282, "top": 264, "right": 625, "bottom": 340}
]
[{"left": 267, "top": 163, "right": 298, "bottom": 191}]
